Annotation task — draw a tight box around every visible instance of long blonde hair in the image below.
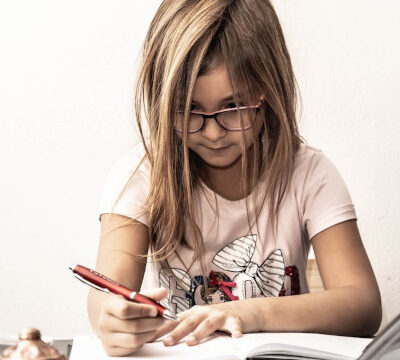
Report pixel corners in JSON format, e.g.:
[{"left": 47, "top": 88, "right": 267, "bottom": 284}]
[{"left": 107, "top": 0, "right": 305, "bottom": 279}]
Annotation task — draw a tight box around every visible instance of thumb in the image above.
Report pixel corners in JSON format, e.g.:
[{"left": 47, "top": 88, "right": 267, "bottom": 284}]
[{"left": 140, "top": 287, "right": 168, "bottom": 301}]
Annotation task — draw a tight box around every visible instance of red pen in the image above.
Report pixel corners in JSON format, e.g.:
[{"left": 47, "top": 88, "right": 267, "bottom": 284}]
[{"left": 69, "top": 264, "right": 178, "bottom": 321}]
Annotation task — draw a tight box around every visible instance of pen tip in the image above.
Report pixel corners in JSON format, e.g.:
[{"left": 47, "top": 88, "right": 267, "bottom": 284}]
[{"left": 68, "top": 265, "right": 76, "bottom": 272}]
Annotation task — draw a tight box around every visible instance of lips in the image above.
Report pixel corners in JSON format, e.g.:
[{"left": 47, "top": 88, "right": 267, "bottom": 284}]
[{"left": 207, "top": 145, "right": 230, "bottom": 150}]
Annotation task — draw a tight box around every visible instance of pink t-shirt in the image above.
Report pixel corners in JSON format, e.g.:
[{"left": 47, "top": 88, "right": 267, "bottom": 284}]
[{"left": 99, "top": 141, "right": 357, "bottom": 314}]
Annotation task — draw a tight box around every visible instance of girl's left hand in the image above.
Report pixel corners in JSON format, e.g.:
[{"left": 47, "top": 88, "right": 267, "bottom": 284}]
[{"left": 162, "top": 303, "right": 244, "bottom": 347}]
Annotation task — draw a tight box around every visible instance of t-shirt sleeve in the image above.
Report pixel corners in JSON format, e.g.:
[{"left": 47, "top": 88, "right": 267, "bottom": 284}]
[
  {"left": 98, "top": 142, "right": 150, "bottom": 226},
  {"left": 300, "top": 150, "right": 357, "bottom": 240}
]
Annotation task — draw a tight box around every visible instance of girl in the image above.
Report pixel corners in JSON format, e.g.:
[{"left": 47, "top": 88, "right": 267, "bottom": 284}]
[{"left": 88, "top": 0, "right": 382, "bottom": 356}]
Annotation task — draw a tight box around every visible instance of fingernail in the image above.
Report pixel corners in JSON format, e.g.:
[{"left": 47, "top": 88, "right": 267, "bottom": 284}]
[
  {"left": 232, "top": 331, "right": 242, "bottom": 338},
  {"left": 150, "top": 308, "right": 158, "bottom": 317},
  {"left": 186, "top": 335, "right": 197, "bottom": 345},
  {"left": 164, "top": 337, "right": 173, "bottom": 346}
]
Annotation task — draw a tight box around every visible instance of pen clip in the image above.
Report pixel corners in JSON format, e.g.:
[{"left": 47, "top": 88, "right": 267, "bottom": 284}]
[{"left": 73, "top": 273, "right": 111, "bottom": 294}]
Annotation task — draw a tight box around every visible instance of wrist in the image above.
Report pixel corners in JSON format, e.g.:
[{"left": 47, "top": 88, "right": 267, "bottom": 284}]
[
  {"left": 219, "top": 297, "right": 271, "bottom": 333},
  {"left": 245, "top": 297, "right": 273, "bottom": 332}
]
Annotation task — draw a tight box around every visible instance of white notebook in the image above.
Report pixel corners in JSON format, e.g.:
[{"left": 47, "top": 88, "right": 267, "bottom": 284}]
[{"left": 70, "top": 332, "right": 372, "bottom": 360}]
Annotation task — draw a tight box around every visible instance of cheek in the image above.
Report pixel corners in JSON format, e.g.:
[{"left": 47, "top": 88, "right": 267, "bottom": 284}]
[
  {"left": 243, "top": 117, "right": 264, "bottom": 145},
  {"left": 241, "top": 130, "right": 257, "bottom": 148},
  {"left": 186, "top": 135, "right": 198, "bottom": 150},
  {"left": 176, "top": 132, "right": 197, "bottom": 150}
]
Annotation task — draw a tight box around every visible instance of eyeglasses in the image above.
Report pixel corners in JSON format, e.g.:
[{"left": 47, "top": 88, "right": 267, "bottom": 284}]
[{"left": 174, "top": 100, "right": 264, "bottom": 133}]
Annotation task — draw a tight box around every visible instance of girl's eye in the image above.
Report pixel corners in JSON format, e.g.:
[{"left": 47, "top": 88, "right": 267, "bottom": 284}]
[
  {"left": 224, "top": 102, "right": 243, "bottom": 109},
  {"left": 224, "top": 102, "right": 236, "bottom": 109},
  {"left": 189, "top": 102, "right": 244, "bottom": 111}
]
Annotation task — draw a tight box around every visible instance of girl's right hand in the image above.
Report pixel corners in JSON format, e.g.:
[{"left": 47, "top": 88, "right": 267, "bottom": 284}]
[{"left": 97, "top": 287, "right": 178, "bottom": 356}]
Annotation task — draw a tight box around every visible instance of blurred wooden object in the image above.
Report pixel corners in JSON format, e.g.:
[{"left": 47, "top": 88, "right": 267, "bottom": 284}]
[
  {"left": 306, "top": 258, "right": 324, "bottom": 293},
  {"left": 1, "top": 328, "right": 67, "bottom": 360}
]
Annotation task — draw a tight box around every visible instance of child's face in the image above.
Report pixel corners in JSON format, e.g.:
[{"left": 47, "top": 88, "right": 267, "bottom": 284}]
[
  {"left": 205, "top": 289, "right": 227, "bottom": 304},
  {"left": 179, "top": 64, "right": 263, "bottom": 170}
]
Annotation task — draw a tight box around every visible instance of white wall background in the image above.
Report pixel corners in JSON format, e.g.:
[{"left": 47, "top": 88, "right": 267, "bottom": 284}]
[{"left": 0, "top": 0, "right": 398, "bottom": 339}]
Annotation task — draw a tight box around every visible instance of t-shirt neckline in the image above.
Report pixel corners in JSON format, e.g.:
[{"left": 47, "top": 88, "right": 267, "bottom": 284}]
[{"left": 198, "top": 177, "right": 264, "bottom": 207}]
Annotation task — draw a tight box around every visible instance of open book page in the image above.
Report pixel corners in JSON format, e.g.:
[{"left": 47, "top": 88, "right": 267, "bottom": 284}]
[
  {"left": 232, "top": 332, "right": 373, "bottom": 360},
  {"left": 70, "top": 332, "right": 373, "bottom": 360},
  {"left": 70, "top": 333, "right": 238, "bottom": 360}
]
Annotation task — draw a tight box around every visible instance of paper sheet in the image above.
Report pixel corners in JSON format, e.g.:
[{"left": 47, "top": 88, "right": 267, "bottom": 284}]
[{"left": 70, "top": 333, "right": 238, "bottom": 360}]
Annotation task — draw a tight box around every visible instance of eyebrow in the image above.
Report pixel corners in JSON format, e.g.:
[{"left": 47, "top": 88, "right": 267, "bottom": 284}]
[{"left": 191, "top": 93, "right": 244, "bottom": 105}]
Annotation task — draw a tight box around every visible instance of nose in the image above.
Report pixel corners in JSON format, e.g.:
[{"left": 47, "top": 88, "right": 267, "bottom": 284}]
[{"left": 201, "top": 116, "right": 227, "bottom": 142}]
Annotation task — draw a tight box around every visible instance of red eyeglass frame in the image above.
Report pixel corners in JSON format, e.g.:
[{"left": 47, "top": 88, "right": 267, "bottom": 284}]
[{"left": 175, "top": 96, "right": 265, "bottom": 133}]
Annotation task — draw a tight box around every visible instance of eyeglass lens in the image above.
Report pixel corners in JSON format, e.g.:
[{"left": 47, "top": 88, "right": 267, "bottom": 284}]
[{"left": 175, "top": 108, "right": 256, "bottom": 132}]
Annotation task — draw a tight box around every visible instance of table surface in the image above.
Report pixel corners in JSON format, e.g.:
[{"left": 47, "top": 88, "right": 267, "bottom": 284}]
[{"left": 0, "top": 339, "right": 73, "bottom": 358}]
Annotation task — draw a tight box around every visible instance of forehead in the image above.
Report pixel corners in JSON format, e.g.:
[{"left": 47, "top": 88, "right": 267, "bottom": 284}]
[{"left": 192, "top": 64, "right": 234, "bottom": 105}]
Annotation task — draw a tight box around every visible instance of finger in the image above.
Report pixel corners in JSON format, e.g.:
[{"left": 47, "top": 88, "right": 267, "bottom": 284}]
[
  {"left": 106, "top": 315, "right": 167, "bottom": 334},
  {"left": 149, "top": 319, "right": 180, "bottom": 342},
  {"left": 105, "top": 295, "right": 159, "bottom": 320},
  {"left": 175, "top": 305, "right": 206, "bottom": 324},
  {"left": 140, "top": 287, "right": 168, "bottom": 301},
  {"left": 185, "top": 316, "right": 222, "bottom": 346},
  {"left": 224, "top": 316, "right": 243, "bottom": 338},
  {"left": 163, "top": 314, "right": 205, "bottom": 346},
  {"left": 186, "top": 315, "right": 243, "bottom": 346},
  {"left": 103, "top": 345, "right": 138, "bottom": 357}
]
